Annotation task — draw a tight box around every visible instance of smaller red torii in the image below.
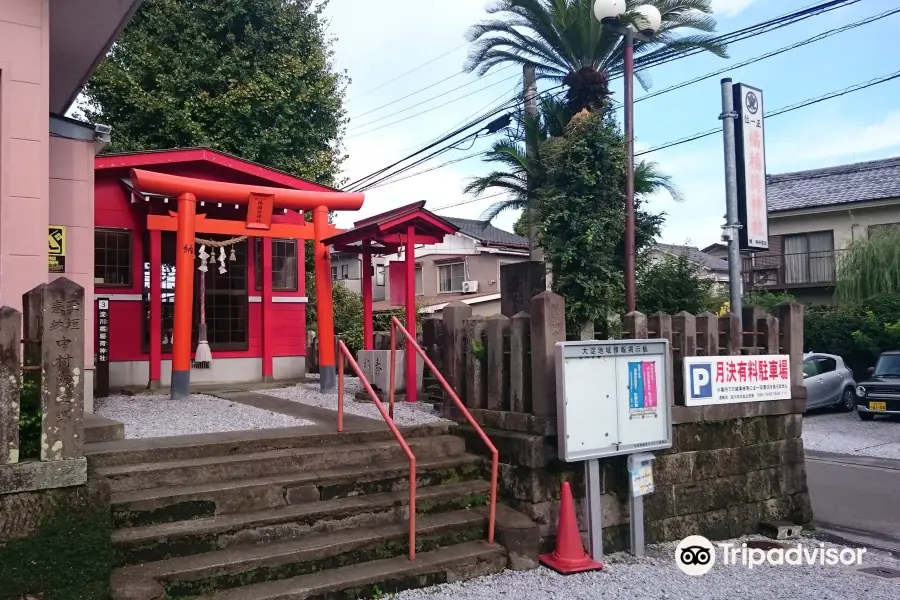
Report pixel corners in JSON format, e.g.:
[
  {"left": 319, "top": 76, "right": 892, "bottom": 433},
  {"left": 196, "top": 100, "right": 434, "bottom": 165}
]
[
  {"left": 130, "top": 168, "right": 364, "bottom": 398},
  {"left": 323, "top": 202, "right": 459, "bottom": 402}
]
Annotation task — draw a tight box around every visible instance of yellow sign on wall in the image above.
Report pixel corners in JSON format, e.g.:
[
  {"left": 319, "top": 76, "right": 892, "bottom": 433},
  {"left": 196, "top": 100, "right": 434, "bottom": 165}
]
[{"left": 49, "top": 226, "right": 66, "bottom": 273}]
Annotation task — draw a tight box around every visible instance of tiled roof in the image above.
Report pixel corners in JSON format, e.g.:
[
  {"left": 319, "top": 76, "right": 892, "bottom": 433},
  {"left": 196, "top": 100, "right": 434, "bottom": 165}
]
[
  {"left": 656, "top": 243, "right": 729, "bottom": 273},
  {"left": 767, "top": 156, "right": 900, "bottom": 212},
  {"left": 443, "top": 217, "right": 529, "bottom": 249}
]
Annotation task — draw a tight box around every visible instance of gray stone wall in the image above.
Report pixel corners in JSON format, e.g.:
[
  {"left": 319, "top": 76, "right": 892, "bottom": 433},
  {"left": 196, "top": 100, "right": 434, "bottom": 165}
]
[{"left": 437, "top": 293, "right": 811, "bottom": 552}]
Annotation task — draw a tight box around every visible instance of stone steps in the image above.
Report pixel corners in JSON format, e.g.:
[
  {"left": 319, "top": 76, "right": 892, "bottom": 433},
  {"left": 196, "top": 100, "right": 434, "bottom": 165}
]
[
  {"left": 96, "top": 436, "right": 466, "bottom": 493},
  {"left": 112, "top": 480, "right": 492, "bottom": 567},
  {"left": 112, "top": 509, "right": 490, "bottom": 598},
  {"left": 206, "top": 541, "right": 506, "bottom": 600},
  {"left": 110, "top": 454, "right": 485, "bottom": 527},
  {"left": 96, "top": 422, "right": 534, "bottom": 600},
  {"left": 85, "top": 423, "right": 452, "bottom": 469}
]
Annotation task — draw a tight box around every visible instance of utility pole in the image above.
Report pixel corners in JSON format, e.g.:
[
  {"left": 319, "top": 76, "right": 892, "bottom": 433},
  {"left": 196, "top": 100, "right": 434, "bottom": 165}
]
[
  {"left": 720, "top": 78, "right": 743, "bottom": 322},
  {"left": 523, "top": 64, "right": 543, "bottom": 264},
  {"left": 523, "top": 63, "right": 552, "bottom": 290}
]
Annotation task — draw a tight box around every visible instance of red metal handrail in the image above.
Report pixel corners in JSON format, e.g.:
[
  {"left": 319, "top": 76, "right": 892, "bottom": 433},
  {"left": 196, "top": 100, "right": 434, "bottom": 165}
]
[
  {"left": 388, "top": 316, "right": 499, "bottom": 545},
  {"left": 336, "top": 340, "right": 418, "bottom": 561}
]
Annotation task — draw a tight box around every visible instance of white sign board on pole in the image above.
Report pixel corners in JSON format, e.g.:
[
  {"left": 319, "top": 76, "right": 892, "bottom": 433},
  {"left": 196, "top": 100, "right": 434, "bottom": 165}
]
[
  {"left": 555, "top": 340, "right": 673, "bottom": 462},
  {"left": 683, "top": 355, "right": 791, "bottom": 407},
  {"left": 734, "top": 83, "right": 769, "bottom": 251}
]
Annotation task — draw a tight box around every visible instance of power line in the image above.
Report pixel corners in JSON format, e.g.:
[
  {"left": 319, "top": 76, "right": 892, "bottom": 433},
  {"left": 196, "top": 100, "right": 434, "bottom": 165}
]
[
  {"left": 347, "top": 65, "right": 516, "bottom": 124},
  {"left": 636, "top": 69, "right": 900, "bottom": 156},
  {"left": 631, "top": 6, "right": 900, "bottom": 106},
  {"left": 431, "top": 70, "right": 900, "bottom": 213},
  {"left": 365, "top": 152, "right": 488, "bottom": 191},
  {"left": 344, "top": 85, "right": 564, "bottom": 191},
  {"left": 347, "top": 70, "right": 522, "bottom": 134},
  {"left": 347, "top": 42, "right": 468, "bottom": 102},
  {"left": 347, "top": 1, "right": 863, "bottom": 193},
  {"left": 351, "top": 88, "right": 567, "bottom": 192},
  {"left": 619, "top": 0, "right": 862, "bottom": 75},
  {"left": 352, "top": 0, "right": 858, "bottom": 148},
  {"left": 362, "top": 6, "right": 896, "bottom": 192},
  {"left": 432, "top": 191, "right": 509, "bottom": 212}
]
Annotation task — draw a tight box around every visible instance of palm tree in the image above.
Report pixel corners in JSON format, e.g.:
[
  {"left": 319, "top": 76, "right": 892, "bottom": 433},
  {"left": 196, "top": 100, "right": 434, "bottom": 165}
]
[{"left": 465, "top": 0, "right": 728, "bottom": 113}]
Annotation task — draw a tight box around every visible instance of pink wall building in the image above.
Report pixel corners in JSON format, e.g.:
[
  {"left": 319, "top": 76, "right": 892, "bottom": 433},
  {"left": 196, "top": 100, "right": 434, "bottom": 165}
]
[{"left": 0, "top": 0, "right": 142, "bottom": 411}]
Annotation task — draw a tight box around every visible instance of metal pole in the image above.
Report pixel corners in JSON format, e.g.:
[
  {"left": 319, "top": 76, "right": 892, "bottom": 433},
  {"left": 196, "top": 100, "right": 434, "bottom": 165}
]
[
  {"left": 585, "top": 459, "right": 604, "bottom": 561},
  {"left": 624, "top": 30, "right": 636, "bottom": 314},
  {"left": 720, "top": 78, "right": 743, "bottom": 322},
  {"left": 629, "top": 484, "right": 645, "bottom": 557}
]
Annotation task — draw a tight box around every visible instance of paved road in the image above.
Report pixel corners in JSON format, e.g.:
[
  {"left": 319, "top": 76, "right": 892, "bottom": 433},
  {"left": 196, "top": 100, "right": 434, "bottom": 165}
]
[{"left": 807, "top": 451, "right": 900, "bottom": 552}]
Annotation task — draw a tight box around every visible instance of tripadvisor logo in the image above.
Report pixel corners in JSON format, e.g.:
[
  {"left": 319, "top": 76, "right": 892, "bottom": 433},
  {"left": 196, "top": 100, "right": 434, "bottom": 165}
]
[{"left": 675, "top": 536, "right": 867, "bottom": 575}]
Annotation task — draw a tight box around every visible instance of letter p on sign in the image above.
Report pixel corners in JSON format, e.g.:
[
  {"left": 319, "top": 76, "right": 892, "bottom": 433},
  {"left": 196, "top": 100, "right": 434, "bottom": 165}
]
[{"left": 689, "top": 364, "right": 713, "bottom": 399}]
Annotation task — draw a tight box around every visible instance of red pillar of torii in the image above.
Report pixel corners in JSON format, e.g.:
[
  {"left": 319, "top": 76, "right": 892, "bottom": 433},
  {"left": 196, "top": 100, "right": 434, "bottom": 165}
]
[
  {"left": 323, "top": 202, "right": 459, "bottom": 402},
  {"left": 131, "top": 169, "right": 364, "bottom": 399}
]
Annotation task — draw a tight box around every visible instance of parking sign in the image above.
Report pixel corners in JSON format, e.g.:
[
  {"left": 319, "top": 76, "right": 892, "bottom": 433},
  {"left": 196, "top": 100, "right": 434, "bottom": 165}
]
[{"left": 683, "top": 355, "right": 791, "bottom": 406}]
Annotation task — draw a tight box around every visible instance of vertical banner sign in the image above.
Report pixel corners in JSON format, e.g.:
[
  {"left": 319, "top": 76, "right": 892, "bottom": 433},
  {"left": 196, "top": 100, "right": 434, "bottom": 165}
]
[
  {"left": 733, "top": 84, "right": 769, "bottom": 251},
  {"left": 48, "top": 225, "right": 66, "bottom": 273},
  {"left": 96, "top": 298, "right": 110, "bottom": 398}
]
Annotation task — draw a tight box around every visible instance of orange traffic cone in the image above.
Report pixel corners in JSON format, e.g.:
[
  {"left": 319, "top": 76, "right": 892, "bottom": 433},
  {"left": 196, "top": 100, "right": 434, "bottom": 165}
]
[{"left": 539, "top": 481, "right": 604, "bottom": 574}]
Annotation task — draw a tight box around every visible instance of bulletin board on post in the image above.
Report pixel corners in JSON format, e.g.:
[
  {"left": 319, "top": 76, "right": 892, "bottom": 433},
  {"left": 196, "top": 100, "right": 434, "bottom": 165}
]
[{"left": 555, "top": 339, "right": 673, "bottom": 462}]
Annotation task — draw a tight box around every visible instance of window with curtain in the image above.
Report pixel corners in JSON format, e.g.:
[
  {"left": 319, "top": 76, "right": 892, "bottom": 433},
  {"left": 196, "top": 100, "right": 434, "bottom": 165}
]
[
  {"left": 784, "top": 231, "right": 834, "bottom": 284},
  {"left": 438, "top": 262, "right": 466, "bottom": 293},
  {"left": 415, "top": 266, "right": 423, "bottom": 295}
]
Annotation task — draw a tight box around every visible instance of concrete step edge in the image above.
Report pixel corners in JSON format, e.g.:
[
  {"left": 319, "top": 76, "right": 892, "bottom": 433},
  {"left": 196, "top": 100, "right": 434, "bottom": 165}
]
[
  {"left": 110, "top": 454, "right": 484, "bottom": 507},
  {"left": 113, "top": 509, "right": 488, "bottom": 584},
  {"left": 86, "top": 422, "right": 453, "bottom": 468},
  {"left": 206, "top": 541, "right": 506, "bottom": 600},
  {"left": 95, "top": 435, "right": 465, "bottom": 478},
  {"left": 111, "top": 480, "right": 493, "bottom": 547}
]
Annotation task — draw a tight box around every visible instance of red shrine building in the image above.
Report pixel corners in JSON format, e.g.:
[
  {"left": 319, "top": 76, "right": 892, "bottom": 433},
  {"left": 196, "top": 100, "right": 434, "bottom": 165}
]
[{"left": 94, "top": 148, "right": 323, "bottom": 389}]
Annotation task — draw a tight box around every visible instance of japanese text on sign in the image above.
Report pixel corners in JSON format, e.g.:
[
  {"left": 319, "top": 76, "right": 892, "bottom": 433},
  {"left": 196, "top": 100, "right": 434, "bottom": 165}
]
[
  {"left": 98, "top": 298, "right": 110, "bottom": 363},
  {"left": 683, "top": 355, "right": 791, "bottom": 407},
  {"left": 556, "top": 340, "right": 672, "bottom": 462},
  {"left": 734, "top": 84, "right": 769, "bottom": 251}
]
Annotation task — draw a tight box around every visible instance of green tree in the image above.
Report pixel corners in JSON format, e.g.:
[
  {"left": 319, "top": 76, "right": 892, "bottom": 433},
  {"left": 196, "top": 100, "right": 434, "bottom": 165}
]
[
  {"left": 637, "top": 251, "right": 713, "bottom": 314},
  {"left": 81, "top": 0, "right": 347, "bottom": 185},
  {"left": 534, "top": 110, "right": 663, "bottom": 329},
  {"left": 836, "top": 228, "right": 900, "bottom": 303},
  {"left": 465, "top": 99, "right": 683, "bottom": 225},
  {"left": 465, "top": 0, "right": 727, "bottom": 113}
]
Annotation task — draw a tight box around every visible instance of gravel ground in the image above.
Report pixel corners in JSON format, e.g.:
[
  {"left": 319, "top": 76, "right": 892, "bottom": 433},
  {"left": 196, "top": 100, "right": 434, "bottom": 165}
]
[
  {"left": 394, "top": 537, "right": 900, "bottom": 600},
  {"left": 802, "top": 410, "right": 900, "bottom": 458},
  {"left": 94, "top": 394, "right": 314, "bottom": 439},
  {"left": 264, "top": 377, "right": 451, "bottom": 427}
]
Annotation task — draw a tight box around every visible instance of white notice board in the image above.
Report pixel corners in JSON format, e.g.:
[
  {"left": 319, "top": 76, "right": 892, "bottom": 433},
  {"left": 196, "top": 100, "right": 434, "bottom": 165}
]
[{"left": 555, "top": 340, "right": 673, "bottom": 462}]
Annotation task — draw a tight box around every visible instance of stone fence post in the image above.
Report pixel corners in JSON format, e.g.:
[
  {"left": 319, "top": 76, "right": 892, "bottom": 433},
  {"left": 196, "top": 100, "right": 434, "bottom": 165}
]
[
  {"left": 24, "top": 278, "right": 86, "bottom": 462},
  {"left": 486, "top": 315, "right": 510, "bottom": 411},
  {"left": 509, "top": 312, "right": 532, "bottom": 414},
  {"left": 530, "top": 292, "right": 565, "bottom": 418},
  {"left": 0, "top": 307, "right": 21, "bottom": 464},
  {"left": 443, "top": 302, "right": 471, "bottom": 400},
  {"left": 465, "top": 317, "right": 487, "bottom": 410}
]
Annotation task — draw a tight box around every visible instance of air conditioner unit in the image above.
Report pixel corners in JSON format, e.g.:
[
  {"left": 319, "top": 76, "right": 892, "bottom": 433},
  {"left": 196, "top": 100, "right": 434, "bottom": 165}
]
[{"left": 462, "top": 281, "right": 479, "bottom": 294}]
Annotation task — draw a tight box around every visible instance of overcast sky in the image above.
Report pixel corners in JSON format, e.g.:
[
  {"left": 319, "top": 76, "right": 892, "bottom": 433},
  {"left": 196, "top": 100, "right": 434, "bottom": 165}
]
[{"left": 324, "top": 0, "right": 900, "bottom": 247}]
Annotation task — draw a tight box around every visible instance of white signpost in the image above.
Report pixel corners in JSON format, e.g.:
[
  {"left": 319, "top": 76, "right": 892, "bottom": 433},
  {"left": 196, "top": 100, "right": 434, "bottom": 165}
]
[
  {"left": 555, "top": 339, "right": 673, "bottom": 559},
  {"left": 734, "top": 83, "right": 769, "bottom": 251},
  {"left": 683, "top": 355, "right": 791, "bottom": 407}
]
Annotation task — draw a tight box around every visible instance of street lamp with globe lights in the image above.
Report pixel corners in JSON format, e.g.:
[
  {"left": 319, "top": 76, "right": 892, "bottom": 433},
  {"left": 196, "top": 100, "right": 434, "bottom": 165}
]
[{"left": 593, "top": 0, "right": 661, "bottom": 313}]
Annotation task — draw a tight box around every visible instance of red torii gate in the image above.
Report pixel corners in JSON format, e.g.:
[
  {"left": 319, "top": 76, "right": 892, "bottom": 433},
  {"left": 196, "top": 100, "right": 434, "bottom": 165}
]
[
  {"left": 130, "top": 169, "right": 365, "bottom": 399},
  {"left": 323, "top": 202, "right": 459, "bottom": 402}
]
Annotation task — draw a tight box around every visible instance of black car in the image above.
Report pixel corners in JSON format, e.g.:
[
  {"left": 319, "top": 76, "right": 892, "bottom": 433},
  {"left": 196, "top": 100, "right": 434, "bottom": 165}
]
[{"left": 855, "top": 350, "right": 900, "bottom": 420}]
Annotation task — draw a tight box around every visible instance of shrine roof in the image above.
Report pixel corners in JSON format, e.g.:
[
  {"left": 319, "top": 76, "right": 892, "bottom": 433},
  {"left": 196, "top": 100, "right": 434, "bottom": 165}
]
[
  {"left": 95, "top": 147, "right": 338, "bottom": 193},
  {"left": 322, "top": 201, "right": 459, "bottom": 254}
]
